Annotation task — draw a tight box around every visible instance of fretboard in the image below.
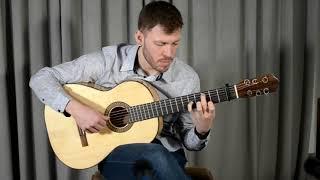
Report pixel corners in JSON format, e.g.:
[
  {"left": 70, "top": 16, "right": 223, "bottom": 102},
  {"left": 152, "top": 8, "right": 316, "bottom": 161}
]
[{"left": 128, "top": 84, "right": 238, "bottom": 123}]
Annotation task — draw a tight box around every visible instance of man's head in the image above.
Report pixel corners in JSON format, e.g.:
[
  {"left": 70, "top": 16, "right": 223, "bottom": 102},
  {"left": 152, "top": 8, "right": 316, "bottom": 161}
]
[
  {"left": 135, "top": 1, "right": 183, "bottom": 75},
  {"left": 138, "top": 1, "right": 183, "bottom": 33}
]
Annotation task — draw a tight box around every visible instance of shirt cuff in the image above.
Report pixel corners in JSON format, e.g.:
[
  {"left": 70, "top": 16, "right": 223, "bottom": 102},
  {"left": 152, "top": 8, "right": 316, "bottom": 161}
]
[
  {"left": 184, "top": 127, "right": 210, "bottom": 150},
  {"left": 51, "top": 92, "right": 72, "bottom": 114},
  {"left": 194, "top": 128, "right": 210, "bottom": 140}
]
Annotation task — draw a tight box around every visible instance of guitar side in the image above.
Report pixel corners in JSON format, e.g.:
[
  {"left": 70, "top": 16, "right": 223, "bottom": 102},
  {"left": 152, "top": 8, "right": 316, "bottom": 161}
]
[{"left": 44, "top": 81, "right": 162, "bottom": 169}]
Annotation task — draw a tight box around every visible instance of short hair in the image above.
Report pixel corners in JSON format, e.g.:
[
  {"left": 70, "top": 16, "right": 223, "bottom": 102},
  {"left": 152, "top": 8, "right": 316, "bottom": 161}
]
[{"left": 138, "top": 1, "right": 183, "bottom": 34}]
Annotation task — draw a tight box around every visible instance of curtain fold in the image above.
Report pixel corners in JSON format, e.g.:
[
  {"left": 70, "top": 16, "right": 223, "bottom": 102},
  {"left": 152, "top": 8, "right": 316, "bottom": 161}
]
[
  {"left": 1, "top": 0, "right": 319, "bottom": 180},
  {"left": 0, "top": 0, "right": 14, "bottom": 179}
]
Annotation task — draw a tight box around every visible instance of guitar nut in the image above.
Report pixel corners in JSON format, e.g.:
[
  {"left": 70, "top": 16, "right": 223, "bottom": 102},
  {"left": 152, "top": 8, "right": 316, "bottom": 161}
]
[
  {"left": 247, "top": 90, "right": 252, "bottom": 96},
  {"left": 263, "top": 88, "right": 269, "bottom": 94}
]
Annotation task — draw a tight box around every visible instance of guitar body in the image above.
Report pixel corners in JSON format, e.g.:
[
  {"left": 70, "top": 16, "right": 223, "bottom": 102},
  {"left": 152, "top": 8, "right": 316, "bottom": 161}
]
[{"left": 44, "top": 80, "right": 163, "bottom": 169}]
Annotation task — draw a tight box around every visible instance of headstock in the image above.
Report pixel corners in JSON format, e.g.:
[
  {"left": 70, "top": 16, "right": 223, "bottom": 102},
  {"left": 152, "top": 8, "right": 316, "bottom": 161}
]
[{"left": 236, "top": 74, "right": 279, "bottom": 98}]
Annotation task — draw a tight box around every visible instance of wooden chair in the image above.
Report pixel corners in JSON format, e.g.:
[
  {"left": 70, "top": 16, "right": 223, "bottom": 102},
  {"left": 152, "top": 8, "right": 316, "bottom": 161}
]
[
  {"left": 91, "top": 166, "right": 214, "bottom": 180},
  {"left": 185, "top": 166, "right": 214, "bottom": 180}
]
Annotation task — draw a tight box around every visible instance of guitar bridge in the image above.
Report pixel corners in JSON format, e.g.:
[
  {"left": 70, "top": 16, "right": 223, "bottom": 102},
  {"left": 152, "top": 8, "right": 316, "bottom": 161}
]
[{"left": 78, "top": 127, "right": 88, "bottom": 146}]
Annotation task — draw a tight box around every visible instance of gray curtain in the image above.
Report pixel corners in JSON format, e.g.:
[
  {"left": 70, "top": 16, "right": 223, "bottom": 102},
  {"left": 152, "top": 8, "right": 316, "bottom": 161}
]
[{"left": 1, "top": 0, "right": 319, "bottom": 180}]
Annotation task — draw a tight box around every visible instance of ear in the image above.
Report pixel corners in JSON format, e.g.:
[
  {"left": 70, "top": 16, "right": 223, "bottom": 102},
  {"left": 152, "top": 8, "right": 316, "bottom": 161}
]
[{"left": 135, "top": 30, "right": 144, "bottom": 46}]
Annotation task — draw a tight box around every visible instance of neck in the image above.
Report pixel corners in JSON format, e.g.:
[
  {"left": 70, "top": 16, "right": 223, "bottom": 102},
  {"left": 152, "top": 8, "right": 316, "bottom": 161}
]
[{"left": 137, "top": 47, "right": 159, "bottom": 76}]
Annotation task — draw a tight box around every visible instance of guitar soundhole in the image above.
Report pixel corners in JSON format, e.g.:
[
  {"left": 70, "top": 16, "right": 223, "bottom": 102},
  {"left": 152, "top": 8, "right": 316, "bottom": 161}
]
[{"left": 109, "top": 106, "right": 129, "bottom": 128}]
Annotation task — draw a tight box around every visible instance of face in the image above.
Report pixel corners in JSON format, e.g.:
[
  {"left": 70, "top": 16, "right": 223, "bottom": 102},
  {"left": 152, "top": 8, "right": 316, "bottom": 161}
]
[{"left": 135, "top": 25, "right": 181, "bottom": 74}]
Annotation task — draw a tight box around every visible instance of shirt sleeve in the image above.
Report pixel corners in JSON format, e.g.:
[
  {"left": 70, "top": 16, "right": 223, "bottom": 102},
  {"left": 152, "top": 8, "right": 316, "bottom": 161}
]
[
  {"left": 178, "top": 74, "right": 211, "bottom": 151},
  {"left": 29, "top": 50, "right": 108, "bottom": 113}
]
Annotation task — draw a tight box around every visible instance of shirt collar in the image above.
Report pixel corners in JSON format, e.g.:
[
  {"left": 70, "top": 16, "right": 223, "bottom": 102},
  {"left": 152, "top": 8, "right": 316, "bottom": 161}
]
[{"left": 120, "top": 45, "right": 140, "bottom": 72}]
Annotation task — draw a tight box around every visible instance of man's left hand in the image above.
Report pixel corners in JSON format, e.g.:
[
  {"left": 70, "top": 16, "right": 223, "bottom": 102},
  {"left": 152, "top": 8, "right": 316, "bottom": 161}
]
[{"left": 188, "top": 93, "right": 215, "bottom": 135}]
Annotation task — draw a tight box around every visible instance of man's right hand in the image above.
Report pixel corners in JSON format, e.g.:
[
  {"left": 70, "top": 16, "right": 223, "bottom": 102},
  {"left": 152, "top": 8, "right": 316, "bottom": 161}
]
[{"left": 65, "top": 99, "right": 108, "bottom": 133}]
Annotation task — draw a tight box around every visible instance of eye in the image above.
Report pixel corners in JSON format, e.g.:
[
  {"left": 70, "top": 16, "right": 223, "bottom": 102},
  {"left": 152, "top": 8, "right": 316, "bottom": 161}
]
[
  {"left": 173, "top": 42, "right": 179, "bottom": 46},
  {"left": 155, "top": 42, "right": 166, "bottom": 46}
]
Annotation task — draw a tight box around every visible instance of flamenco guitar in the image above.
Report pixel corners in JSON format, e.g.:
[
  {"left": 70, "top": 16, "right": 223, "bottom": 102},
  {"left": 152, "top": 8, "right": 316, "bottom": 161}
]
[{"left": 44, "top": 74, "right": 279, "bottom": 169}]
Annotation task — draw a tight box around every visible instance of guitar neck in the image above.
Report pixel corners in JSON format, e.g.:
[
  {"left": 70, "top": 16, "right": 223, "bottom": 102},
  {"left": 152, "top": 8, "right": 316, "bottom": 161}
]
[{"left": 128, "top": 84, "right": 238, "bottom": 123}]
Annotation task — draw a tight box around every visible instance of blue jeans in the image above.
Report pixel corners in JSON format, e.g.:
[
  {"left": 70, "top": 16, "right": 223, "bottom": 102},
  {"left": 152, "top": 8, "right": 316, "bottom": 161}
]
[{"left": 98, "top": 141, "right": 191, "bottom": 180}]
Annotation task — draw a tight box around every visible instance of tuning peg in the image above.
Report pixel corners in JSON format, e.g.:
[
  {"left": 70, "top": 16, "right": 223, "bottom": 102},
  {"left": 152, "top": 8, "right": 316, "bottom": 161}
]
[
  {"left": 244, "top": 79, "right": 250, "bottom": 85},
  {"left": 262, "top": 76, "right": 268, "bottom": 83},
  {"left": 252, "top": 79, "right": 258, "bottom": 84},
  {"left": 256, "top": 90, "right": 262, "bottom": 96}
]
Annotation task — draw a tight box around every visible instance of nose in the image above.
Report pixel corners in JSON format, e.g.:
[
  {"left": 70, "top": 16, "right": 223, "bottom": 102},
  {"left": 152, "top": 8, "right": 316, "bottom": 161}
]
[{"left": 163, "top": 45, "right": 175, "bottom": 59}]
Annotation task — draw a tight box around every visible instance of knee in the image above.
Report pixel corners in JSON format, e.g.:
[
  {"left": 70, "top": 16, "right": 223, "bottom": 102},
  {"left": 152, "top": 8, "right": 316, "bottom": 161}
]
[{"left": 142, "top": 144, "right": 173, "bottom": 167}]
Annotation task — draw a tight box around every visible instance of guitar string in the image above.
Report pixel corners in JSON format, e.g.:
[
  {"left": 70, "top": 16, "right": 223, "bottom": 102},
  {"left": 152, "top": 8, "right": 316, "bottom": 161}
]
[
  {"left": 105, "top": 83, "right": 267, "bottom": 124},
  {"left": 107, "top": 87, "right": 235, "bottom": 117},
  {"left": 107, "top": 83, "right": 264, "bottom": 121},
  {"left": 110, "top": 96, "right": 266, "bottom": 125},
  {"left": 108, "top": 87, "right": 237, "bottom": 119},
  {"left": 108, "top": 89, "right": 236, "bottom": 124}
]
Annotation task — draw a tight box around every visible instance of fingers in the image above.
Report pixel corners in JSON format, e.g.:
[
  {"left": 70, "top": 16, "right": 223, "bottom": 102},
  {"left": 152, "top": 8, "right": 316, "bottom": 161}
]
[
  {"left": 84, "top": 116, "right": 108, "bottom": 133},
  {"left": 94, "top": 115, "right": 109, "bottom": 132},
  {"left": 200, "top": 93, "right": 207, "bottom": 112},
  {"left": 98, "top": 116, "right": 108, "bottom": 126},
  {"left": 85, "top": 121, "right": 107, "bottom": 133},
  {"left": 207, "top": 101, "right": 216, "bottom": 119},
  {"left": 187, "top": 101, "right": 194, "bottom": 112},
  {"left": 188, "top": 93, "right": 213, "bottom": 113},
  {"left": 208, "top": 101, "right": 215, "bottom": 113},
  {"left": 86, "top": 127, "right": 99, "bottom": 133}
]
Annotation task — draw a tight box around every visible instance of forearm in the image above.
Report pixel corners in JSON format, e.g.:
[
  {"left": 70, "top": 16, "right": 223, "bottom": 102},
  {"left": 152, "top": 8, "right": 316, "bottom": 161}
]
[
  {"left": 29, "top": 51, "right": 106, "bottom": 113},
  {"left": 29, "top": 67, "right": 72, "bottom": 112}
]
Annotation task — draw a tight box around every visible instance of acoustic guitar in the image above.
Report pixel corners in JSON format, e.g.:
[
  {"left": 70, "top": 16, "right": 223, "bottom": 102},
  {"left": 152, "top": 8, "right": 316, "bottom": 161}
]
[{"left": 44, "top": 74, "right": 279, "bottom": 169}]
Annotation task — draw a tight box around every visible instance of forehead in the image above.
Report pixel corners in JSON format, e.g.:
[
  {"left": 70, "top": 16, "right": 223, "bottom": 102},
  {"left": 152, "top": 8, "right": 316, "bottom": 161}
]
[{"left": 144, "top": 25, "right": 181, "bottom": 41}]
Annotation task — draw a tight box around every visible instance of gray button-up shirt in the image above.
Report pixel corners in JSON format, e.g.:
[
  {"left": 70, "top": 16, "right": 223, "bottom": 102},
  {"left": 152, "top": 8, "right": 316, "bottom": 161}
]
[{"left": 29, "top": 44, "right": 209, "bottom": 152}]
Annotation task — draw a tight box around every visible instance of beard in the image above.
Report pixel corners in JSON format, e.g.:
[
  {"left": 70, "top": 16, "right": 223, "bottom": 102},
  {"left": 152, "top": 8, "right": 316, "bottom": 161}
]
[{"left": 142, "top": 46, "right": 172, "bottom": 73}]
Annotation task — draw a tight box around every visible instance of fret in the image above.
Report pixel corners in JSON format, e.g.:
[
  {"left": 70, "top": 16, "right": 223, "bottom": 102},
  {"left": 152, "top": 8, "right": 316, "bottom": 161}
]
[
  {"left": 131, "top": 108, "right": 136, "bottom": 122},
  {"left": 142, "top": 105, "right": 147, "bottom": 119},
  {"left": 128, "top": 108, "right": 132, "bottom": 123},
  {"left": 130, "top": 106, "right": 136, "bottom": 120},
  {"left": 193, "top": 93, "right": 196, "bottom": 102},
  {"left": 175, "top": 98, "right": 179, "bottom": 112},
  {"left": 146, "top": 104, "right": 150, "bottom": 119},
  {"left": 208, "top": 90, "right": 212, "bottom": 101},
  {"left": 150, "top": 103, "right": 154, "bottom": 118},
  {"left": 164, "top": 100, "right": 168, "bottom": 114},
  {"left": 148, "top": 103, "right": 152, "bottom": 118},
  {"left": 133, "top": 106, "right": 138, "bottom": 121},
  {"left": 230, "top": 86, "right": 236, "bottom": 99},
  {"left": 154, "top": 102, "right": 159, "bottom": 117},
  {"left": 180, "top": 96, "right": 185, "bottom": 111},
  {"left": 138, "top": 105, "right": 142, "bottom": 120},
  {"left": 187, "top": 95, "right": 190, "bottom": 103},
  {"left": 136, "top": 106, "right": 140, "bottom": 121},
  {"left": 159, "top": 101, "right": 164, "bottom": 115},
  {"left": 216, "top": 89, "right": 220, "bottom": 102},
  {"left": 169, "top": 99, "right": 173, "bottom": 113},
  {"left": 224, "top": 87, "right": 228, "bottom": 101}
]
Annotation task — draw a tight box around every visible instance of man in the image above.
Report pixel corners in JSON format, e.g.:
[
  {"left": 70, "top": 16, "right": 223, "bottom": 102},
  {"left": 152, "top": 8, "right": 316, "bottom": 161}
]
[{"left": 30, "top": 1, "right": 215, "bottom": 179}]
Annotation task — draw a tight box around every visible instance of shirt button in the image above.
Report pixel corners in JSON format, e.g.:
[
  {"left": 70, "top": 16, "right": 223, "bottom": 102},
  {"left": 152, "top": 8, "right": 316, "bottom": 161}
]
[{"left": 58, "top": 110, "right": 61, "bottom": 112}]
